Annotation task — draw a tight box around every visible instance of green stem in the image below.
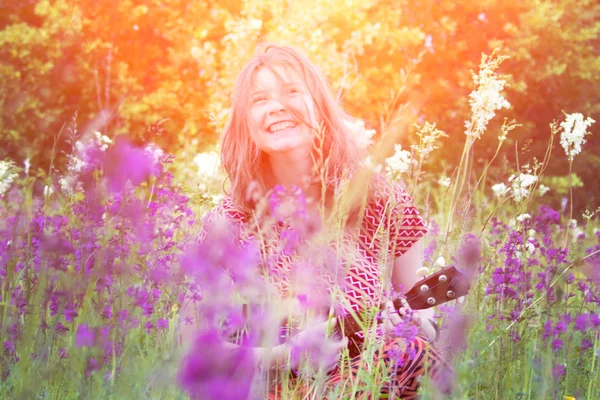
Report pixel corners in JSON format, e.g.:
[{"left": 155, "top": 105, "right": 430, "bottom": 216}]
[
  {"left": 587, "top": 333, "right": 599, "bottom": 399},
  {"left": 563, "top": 160, "right": 573, "bottom": 249}
]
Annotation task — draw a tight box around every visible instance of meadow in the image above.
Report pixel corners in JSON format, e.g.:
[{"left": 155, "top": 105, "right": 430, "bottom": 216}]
[{"left": 0, "top": 47, "right": 598, "bottom": 400}]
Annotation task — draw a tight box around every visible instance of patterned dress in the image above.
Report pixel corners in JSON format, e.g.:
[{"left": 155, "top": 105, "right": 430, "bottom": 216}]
[{"left": 202, "top": 176, "right": 449, "bottom": 399}]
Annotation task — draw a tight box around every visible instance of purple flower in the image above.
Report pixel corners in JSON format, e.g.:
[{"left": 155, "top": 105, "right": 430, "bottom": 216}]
[
  {"left": 552, "top": 364, "right": 566, "bottom": 379},
  {"left": 55, "top": 323, "right": 69, "bottom": 334},
  {"left": 157, "top": 318, "right": 169, "bottom": 330},
  {"left": 554, "top": 319, "right": 568, "bottom": 337},
  {"left": 178, "top": 329, "right": 255, "bottom": 400},
  {"left": 581, "top": 338, "right": 593, "bottom": 352},
  {"left": 64, "top": 305, "right": 78, "bottom": 323},
  {"left": 85, "top": 357, "right": 100, "bottom": 377},
  {"left": 551, "top": 339, "right": 563, "bottom": 352},
  {"left": 76, "top": 324, "right": 95, "bottom": 348},
  {"left": 574, "top": 314, "right": 591, "bottom": 332},
  {"left": 542, "top": 320, "right": 553, "bottom": 340},
  {"left": 289, "top": 324, "right": 341, "bottom": 376},
  {"left": 59, "top": 348, "right": 68, "bottom": 359},
  {"left": 181, "top": 217, "right": 259, "bottom": 290},
  {"left": 104, "top": 137, "right": 158, "bottom": 194},
  {"left": 144, "top": 321, "right": 154, "bottom": 334}
]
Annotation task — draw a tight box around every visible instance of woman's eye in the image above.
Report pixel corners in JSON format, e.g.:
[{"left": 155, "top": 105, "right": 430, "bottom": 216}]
[
  {"left": 286, "top": 88, "right": 299, "bottom": 95},
  {"left": 252, "top": 96, "right": 266, "bottom": 104}
]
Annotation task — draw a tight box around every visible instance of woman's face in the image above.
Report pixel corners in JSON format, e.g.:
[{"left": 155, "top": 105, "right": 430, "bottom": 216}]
[{"left": 247, "top": 65, "right": 318, "bottom": 156}]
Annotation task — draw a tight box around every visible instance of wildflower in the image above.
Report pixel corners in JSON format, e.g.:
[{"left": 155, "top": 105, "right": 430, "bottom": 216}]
[
  {"left": 344, "top": 118, "right": 376, "bottom": 150},
  {"left": 93, "top": 131, "right": 112, "bottom": 151},
  {"left": 23, "top": 157, "right": 30, "bottom": 176},
  {"left": 516, "top": 213, "right": 531, "bottom": 222},
  {"left": 178, "top": 329, "right": 255, "bottom": 400},
  {"left": 361, "top": 155, "right": 382, "bottom": 174},
  {"left": 559, "top": 113, "right": 595, "bottom": 161},
  {"left": 457, "top": 234, "right": 481, "bottom": 271},
  {"left": 85, "top": 357, "right": 100, "bottom": 377},
  {"left": 551, "top": 339, "right": 563, "bottom": 351},
  {"left": 581, "top": 338, "right": 593, "bottom": 352},
  {"left": 157, "top": 318, "right": 169, "bottom": 330},
  {"left": 464, "top": 51, "right": 510, "bottom": 142},
  {"left": 412, "top": 121, "right": 448, "bottom": 159},
  {"left": 508, "top": 173, "right": 537, "bottom": 202},
  {"left": 434, "top": 256, "right": 446, "bottom": 268},
  {"left": 491, "top": 183, "right": 508, "bottom": 197},
  {"left": 289, "top": 321, "right": 344, "bottom": 376},
  {"left": 552, "top": 364, "right": 566, "bottom": 379},
  {"left": 64, "top": 305, "right": 78, "bottom": 323},
  {"left": 538, "top": 184, "right": 550, "bottom": 196},
  {"left": 104, "top": 137, "right": 157, "bottom": 193},
  {"left": 385, "top": 144, "right": 413, "bottom": 175},
  {"left": 75, "top": 324, "right": 95, "bottom": 348},
  {"left": 0, "top": 160, "right": 18, "bottom": 196},
  {"left": 193, "top": 150, "right": 220, "bottom": 179},
  {"left": 438, "top": 176, "right": 451, "bottom": 187},
  {"left": 182, "top": 215, "right": 260, "bottom": 289},
  {"left": 438, "top": 306, "right": 472, "bottom": 360}
]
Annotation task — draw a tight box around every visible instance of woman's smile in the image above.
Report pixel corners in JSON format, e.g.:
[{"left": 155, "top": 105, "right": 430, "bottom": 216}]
[{"left": 267, "top": 120, "right": 299, "bottom": 134}]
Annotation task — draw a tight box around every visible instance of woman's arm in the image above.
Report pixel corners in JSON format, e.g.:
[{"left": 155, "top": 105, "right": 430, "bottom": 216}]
[{"left": 390, "top": 239, "right": 438, "bottom": 339}]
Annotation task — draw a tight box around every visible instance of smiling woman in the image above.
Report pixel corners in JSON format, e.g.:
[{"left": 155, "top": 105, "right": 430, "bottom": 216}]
[
  {"left": 196, "top": 43, "right": 450, "bottom": 399},
  {"left": 221, "top": 43, "right": 362, "bottom": 215}
]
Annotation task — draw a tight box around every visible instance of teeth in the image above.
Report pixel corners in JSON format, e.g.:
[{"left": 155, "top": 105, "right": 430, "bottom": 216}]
[{"left": 269, "top": 121, "right": 297, "bottom": 133}]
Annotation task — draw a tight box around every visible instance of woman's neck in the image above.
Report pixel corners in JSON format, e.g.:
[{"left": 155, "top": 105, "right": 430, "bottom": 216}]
[{"left": 267, "top": 150, "right": 321, "bottom": 201}]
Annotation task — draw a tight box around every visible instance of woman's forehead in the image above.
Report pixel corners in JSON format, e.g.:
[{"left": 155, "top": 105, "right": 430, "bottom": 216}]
[{"left": 250, "top": 64, "right": 305, "bottom": 92}]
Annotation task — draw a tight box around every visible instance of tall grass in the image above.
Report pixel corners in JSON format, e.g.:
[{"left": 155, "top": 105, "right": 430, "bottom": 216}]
[{"left": 0, "top": 52, "right": 598, "bottom": 399}]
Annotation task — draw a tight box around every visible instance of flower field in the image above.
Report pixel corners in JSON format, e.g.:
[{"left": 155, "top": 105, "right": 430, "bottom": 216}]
[
  {"left": 2, "top": 1, "right": 600, "bottom": 399},
  {"left": 1, "top": 48, "right": 599, "bottom": 399}
]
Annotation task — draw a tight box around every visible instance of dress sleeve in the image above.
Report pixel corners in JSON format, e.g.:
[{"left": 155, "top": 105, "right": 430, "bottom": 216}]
[{"left": 381, "top": 180, "right": 428, "bottom": 259}]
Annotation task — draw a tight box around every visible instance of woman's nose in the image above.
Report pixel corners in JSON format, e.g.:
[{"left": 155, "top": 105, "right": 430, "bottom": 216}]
[{"left": 267, "top": 99, "right": 285, "bottom": 116}]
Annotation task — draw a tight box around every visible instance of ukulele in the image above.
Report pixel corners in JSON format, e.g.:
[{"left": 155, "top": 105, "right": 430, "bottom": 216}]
[{"left": 335, "top": 265, "right": 471, "bottom": 357}]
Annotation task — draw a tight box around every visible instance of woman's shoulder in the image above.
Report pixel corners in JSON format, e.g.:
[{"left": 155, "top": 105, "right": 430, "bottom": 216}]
[
  {"left": 207, "top": 195, "right": 249, "bottom": 223},
  {"left": 367, "top": 173, "right": 413, "bottom": 210}
]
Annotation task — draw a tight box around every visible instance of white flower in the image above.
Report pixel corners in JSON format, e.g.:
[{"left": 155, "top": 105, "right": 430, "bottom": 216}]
[
  {"left": 385, "top": 144, "right": 413, "bottom": 175},
  {"left": 59, "top": 176, "right": 82, "bottom": 195},
  {"left": 438, "top": 176, "right": 451, "bottom": 187},
  {"left": 525, "top": 241, "right": 536, "bottom": 255},
  {"left": 465, "top": 52, "right": 510, "bottom": 142},
  {"left": 528, "top": 229, "right": 536, "bottom": 238},
  {"left": 344, "top": 118, "right": 376, "bottom": 150},
  {"left": 0, "top": 160, "right": 18, "bottom": 196},
  {"left": 508, "top": 173, "right": 537, "bottom": 202},
  {"left": 413, "top": 122, "right": 447, "bottom": 159},
  {"left": 193, "top": 150, "right": 221, "bottom": 179},
  {"left": 516, "top": 213, "right": 531, "bottom": 222},
  {"left": 538, "top": 184, "right": 550, "bottom": 196},
  {"left": 434, "top": 256, "right": 446, "bottom": 268},
  {"left": 144, "top": 143, "right": 164, "bottom": 165},
  {"left": 43, "top": 185, "right": 54, "bottom": 198},
  {"left": 491, "top": 182, "right": 509, "bottom": 197},
  {"left": 94, "top": 131, "right": 113, "bottom": 151},
  {"left": 361, "top": 155, "right": 382, "bottom": 173},
  {"left": 23, "top": 157, "right": 31, "bottom": 176},
  {"left": 559, "top": 113, "right": 595, "bottom": 161}
]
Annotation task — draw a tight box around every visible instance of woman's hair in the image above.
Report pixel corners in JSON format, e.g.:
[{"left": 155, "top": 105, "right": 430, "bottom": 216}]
[{"left": 220, "top": 43, "right": 363, "bottom": 214}]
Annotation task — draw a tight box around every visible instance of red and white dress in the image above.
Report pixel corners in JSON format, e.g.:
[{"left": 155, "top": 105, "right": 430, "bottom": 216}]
[{"left": 201, "top": 176, "right": 449, "bottom": 399}]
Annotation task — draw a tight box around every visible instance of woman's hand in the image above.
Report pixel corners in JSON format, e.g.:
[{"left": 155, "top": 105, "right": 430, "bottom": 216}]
[
  {"left": 381, "top": 300, "right": 439, "bottom": 342},
  {"left": 284, "top": 317, "right": 348, "bottom": 373}
]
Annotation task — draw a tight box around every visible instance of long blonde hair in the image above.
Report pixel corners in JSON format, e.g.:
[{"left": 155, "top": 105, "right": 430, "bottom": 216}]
[{"left": 221, "top": 43, "right": 363, "bottom": 215}]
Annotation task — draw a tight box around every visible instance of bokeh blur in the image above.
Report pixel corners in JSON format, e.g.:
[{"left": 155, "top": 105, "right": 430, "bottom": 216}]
[{"left": 1, "top": 0, "right": 598, "bottom": 209}]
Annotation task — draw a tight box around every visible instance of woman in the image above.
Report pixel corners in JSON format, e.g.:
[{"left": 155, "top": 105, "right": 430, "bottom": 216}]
[{"left": 202, "top": 43, "right": 448, "bottom": 399}]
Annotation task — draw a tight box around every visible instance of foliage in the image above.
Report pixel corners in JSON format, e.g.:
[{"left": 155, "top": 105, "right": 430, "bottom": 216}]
[{"left": 1, "top": 0, "right": 599, "bottom": 207}]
